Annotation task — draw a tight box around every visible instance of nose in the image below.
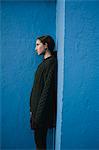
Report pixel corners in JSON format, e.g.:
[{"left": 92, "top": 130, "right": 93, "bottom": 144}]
[{"left": 35, "top": 48, "right": 38, "bottom": 54}]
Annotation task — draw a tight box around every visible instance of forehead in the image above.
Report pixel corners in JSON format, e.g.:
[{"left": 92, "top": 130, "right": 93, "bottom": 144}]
[{"left": 36, "top": 39, "right": 42, "bottom": 44}]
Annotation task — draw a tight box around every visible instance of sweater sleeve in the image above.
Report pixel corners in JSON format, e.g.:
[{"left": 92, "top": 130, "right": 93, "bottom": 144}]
[{"left": 35, "top": 62, "right": 55, "bottom": 125}]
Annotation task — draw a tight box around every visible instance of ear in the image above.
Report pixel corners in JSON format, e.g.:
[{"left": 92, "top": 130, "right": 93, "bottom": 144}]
[{"left": 44, "top": 42, "right": 48, "bottom": 48}]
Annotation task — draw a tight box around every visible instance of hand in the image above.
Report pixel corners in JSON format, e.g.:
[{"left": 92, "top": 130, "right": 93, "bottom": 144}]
[
  {"left": 30, "top": 112, "right": 32, "bottom": 116},
  {"left": 30, "top": 114, "right": 38, "bottom": 129}
]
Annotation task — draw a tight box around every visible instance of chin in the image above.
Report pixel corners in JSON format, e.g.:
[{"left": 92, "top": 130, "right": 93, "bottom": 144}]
[{"left": 38, "top": 52, "right": 43, "bottom": 55}]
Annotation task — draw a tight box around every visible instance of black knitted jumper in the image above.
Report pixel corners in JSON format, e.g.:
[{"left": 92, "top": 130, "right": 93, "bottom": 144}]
[{"left": 30, "top": 54, "right": 57, "bottom": 130}]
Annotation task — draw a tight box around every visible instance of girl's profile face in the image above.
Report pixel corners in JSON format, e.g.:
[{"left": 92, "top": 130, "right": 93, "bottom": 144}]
[{"left": 35, "top": 39, "right": 47, "bottom": 55}]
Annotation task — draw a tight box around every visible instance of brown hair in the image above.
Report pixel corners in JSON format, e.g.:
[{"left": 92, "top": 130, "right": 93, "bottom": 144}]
[{"left": 36, "top": 35, "right": 55, "bottom": 54}]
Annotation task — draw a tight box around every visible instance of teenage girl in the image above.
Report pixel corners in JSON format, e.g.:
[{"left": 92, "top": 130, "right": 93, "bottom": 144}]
[{"left": 30, "top": 35, "right": 57, "bottom": 150}]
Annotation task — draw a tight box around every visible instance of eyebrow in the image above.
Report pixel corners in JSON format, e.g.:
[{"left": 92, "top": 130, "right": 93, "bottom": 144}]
[{"left": 36, "top": 42, "right": 42, "bottom": 45}]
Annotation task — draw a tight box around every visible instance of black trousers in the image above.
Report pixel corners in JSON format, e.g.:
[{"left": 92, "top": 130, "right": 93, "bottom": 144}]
[{"left": 34, "top": 127, "right": 48, "bottom": 150}]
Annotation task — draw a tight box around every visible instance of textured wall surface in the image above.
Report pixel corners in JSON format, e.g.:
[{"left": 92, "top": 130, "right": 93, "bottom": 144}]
[
  {"left": 1, "top": 1, "right": 56, "bottom": 149},
  {"left": 61, "top": 1, "right": 99, "bottom": 149},
  {"left": 0, "top": 2, "right": 1, "bottom": 148},
  {"left": 55, "top": 0, "right": 65, "bottom": 149},
  {"left": 1, "top": 0, "right": 99, "bottom": 149}
]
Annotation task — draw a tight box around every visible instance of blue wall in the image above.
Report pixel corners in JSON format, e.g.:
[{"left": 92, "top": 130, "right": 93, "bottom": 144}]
[
  {"left": 1, "top": 1, "right": 56, "bottom": 149},
  {"left": 55, "top": 0, "right": 65, "bottom": 149},
  {"left": 1, "top": 0, "right": 99, "bottom": 149},
  {"left": 61, "top": 1, "right": 99, "bottom": 149}
]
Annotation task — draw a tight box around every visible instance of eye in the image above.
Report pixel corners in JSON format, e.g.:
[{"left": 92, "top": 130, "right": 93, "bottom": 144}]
[{"left": 36, "top": 44, "right": 39, "bottom": 46}]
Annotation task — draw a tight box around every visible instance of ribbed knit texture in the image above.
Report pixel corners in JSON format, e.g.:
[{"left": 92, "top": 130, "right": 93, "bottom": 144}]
[{"left": 30, "top": 54, "right": 57, "bottom": 129}]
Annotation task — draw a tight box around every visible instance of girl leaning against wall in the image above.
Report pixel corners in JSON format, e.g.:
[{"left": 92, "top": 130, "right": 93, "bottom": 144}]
[{"left": 30, "top": 35, "right": 57, "bottom": 150}]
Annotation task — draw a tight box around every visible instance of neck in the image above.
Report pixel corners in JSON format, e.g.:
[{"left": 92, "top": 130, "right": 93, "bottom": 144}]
[{"left": 43, "top": 50, "right": 52, "bottom": 59}]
